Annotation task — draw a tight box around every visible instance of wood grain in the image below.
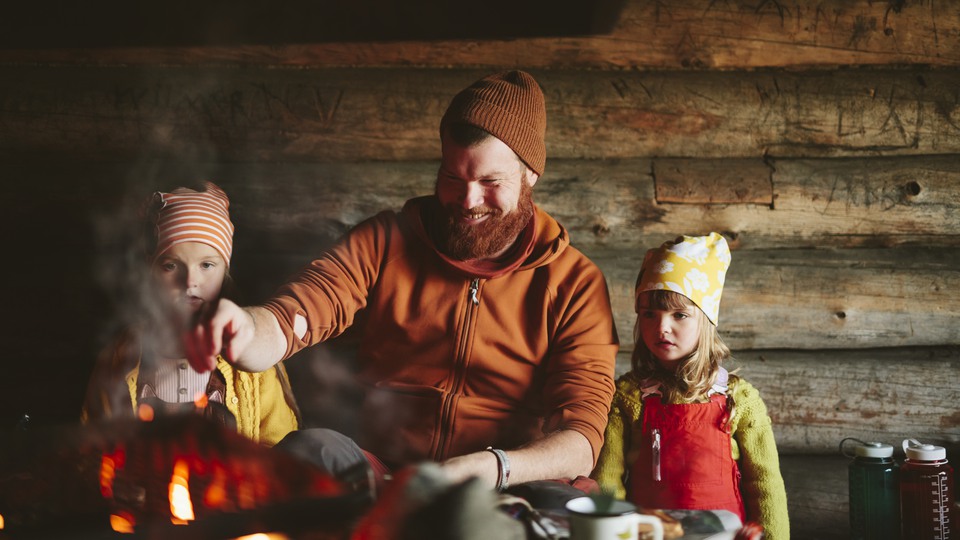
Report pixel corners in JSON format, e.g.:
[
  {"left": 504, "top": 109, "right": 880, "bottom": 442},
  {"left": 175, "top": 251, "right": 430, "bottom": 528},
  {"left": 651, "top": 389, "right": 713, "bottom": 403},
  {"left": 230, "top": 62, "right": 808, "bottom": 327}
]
[{"left": 2, "top": 67, "right": 959, "bottom": 161}]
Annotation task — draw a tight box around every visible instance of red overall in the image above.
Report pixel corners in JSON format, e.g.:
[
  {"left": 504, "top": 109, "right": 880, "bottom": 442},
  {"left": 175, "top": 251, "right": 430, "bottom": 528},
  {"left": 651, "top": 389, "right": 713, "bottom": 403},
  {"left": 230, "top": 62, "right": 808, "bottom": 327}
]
[{"left": 629, "top": 393, "right": 745, "bottom": 521}]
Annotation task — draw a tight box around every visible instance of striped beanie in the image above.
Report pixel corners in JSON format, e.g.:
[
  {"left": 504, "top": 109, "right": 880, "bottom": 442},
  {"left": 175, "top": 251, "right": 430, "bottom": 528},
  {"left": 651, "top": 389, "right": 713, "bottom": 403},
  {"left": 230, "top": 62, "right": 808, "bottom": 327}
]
[
  {"left": 440, "top": 70, "right": 547, "bottom": 176},
  {"left": 150, "top": 182, "right": 234, "bottom": 265}
]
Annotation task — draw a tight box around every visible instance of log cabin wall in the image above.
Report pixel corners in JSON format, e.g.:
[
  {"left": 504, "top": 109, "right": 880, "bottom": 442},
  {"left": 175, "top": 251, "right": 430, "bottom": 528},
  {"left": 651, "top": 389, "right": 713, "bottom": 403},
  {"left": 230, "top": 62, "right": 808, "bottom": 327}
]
[{"left": 2, "top": 1, "right": 958, "bottom": 536}]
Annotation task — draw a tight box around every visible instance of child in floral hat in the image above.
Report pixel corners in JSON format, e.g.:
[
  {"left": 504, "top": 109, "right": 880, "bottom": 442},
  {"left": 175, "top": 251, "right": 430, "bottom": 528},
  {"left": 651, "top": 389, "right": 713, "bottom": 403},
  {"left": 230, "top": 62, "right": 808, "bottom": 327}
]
[{"left": 592, "top": 233, "right": 789, "bottom": 539}]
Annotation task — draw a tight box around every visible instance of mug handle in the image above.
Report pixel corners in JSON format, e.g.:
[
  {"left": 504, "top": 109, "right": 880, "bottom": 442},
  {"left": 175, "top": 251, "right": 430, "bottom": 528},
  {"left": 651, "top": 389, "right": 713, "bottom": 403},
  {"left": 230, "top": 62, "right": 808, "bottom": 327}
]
[{"left": 632, "top": 513, "right": 664, "bottom": 540}]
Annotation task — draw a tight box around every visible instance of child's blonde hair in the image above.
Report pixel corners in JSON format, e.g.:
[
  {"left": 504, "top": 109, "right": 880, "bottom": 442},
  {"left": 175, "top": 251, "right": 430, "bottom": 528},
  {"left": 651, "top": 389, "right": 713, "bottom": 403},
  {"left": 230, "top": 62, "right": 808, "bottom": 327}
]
[{"left": 631, "top": 290, "right": 732, "bottom": 403}]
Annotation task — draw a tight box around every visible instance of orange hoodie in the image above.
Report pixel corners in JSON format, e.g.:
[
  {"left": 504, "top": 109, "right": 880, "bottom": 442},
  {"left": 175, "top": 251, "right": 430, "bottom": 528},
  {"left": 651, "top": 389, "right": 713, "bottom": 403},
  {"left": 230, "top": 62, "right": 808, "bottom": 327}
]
[{"left": 263, "top": 196, "right": 618, "bottom": 467}]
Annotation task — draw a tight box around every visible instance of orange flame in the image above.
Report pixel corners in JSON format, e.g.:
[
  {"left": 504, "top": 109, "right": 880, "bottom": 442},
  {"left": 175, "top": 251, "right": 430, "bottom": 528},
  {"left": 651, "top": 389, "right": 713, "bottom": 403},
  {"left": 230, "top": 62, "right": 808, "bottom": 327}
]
[
  {"left": 169, "top": 459, "right": 195, "bottom": 524},
  {"left": 99, "top": 455, "right": 117, "bottom": 499},
  {"left": 204, "top": 464, "right": 227, "bottom": 508},
  {"left": 109, "top": 512, "right": 135, "bottom": 534},
  {"left": 100, "top": 448, "right": 126, "bottom": 500},
  {"left": 0, "top": 512, "right": 5, "bottom": 529}
]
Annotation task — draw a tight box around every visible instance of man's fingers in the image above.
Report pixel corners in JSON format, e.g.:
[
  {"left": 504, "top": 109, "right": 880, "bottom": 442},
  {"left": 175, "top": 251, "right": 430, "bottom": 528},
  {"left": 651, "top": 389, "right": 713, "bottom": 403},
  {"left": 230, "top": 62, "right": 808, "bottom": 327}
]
[
  {"left": 184, "top": 300, "right": 223, "bottom": 372},
  {"left": 184, "top": 324, "right": 215, "bottom": 372}
]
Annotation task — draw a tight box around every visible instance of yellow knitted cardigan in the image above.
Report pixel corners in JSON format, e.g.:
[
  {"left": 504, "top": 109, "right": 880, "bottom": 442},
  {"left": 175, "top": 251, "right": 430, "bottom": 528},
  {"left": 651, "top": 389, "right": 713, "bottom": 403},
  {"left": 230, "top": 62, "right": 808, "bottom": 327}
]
[
  {"left": 592, "top": 371, "right": 790, "bottom": 540},
  {"left": 82, "top": 328, "right": 300, "bottom": 447}
]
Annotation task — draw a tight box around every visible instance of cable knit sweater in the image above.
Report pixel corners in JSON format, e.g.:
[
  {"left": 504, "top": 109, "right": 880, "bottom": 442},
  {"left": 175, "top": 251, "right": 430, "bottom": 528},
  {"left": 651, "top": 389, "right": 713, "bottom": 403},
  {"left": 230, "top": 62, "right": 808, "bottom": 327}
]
[
  {"left": 82, "top": 327, "right": 300, "bottom": 447},
  {"left": 592, "top": 371, "right": 789, "bottom": 540}
]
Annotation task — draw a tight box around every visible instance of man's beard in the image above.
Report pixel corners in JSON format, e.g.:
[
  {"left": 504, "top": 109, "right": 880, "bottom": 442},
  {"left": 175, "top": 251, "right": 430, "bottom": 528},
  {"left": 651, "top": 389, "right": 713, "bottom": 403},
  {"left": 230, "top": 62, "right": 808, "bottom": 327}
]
[{"left": 437, "top": 181, "right": 535, "bottom": 261}]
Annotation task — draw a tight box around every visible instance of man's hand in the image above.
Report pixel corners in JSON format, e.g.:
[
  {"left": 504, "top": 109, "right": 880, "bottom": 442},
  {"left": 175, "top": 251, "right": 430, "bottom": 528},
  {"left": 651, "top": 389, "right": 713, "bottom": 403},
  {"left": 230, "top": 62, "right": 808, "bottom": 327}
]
[
  {"left": 439, "top": 450, "right": 500, "bottom": 488},
  {"left": 184, "top": 298, "right": 256, "bottom": 372}
]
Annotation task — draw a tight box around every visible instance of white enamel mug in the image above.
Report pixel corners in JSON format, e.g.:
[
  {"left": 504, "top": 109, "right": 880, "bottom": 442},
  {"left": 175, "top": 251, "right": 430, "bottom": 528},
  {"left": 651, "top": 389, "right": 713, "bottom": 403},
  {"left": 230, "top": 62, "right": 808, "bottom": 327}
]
[{"left": 565, "top": 496, "right": 664, "bottom": 540}]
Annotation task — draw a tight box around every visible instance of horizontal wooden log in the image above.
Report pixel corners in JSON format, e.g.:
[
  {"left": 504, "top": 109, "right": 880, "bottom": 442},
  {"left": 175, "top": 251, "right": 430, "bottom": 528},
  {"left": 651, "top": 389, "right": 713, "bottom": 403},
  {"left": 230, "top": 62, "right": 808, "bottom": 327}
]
[
  {"left": 1, "top": 0, "right": 957, "bottom": 69},
  {"left": 2, "top": 67, "right": 960, "bottom": 161},
  {"left": 652, "top": 159, "right": 773, "bottom": 204},
  {"left": 8, "top": 155, "right": 958, "bottom": 349},
  {"left": 9, "top": 155, "right": 958, "bottom": 254},
  {"left": 601, "top": 246, "right": 960, "bottom": 351},
  {"left": 614, "top": 347, "right": 960, "bottom": 455}
]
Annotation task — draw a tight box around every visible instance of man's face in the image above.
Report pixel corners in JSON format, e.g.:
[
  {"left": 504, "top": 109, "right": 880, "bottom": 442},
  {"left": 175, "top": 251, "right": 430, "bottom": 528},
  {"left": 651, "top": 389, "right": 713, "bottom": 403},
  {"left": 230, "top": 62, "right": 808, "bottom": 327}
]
[{"left": 435, "top": 135, "right": 539, "bottom": 261}]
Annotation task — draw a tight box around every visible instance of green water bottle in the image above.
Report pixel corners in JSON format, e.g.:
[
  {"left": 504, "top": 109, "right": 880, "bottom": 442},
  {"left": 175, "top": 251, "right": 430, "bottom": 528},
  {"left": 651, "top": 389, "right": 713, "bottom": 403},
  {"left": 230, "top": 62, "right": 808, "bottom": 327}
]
[{"left": 842, "top": 438, "right": 900, "bottom": 540}]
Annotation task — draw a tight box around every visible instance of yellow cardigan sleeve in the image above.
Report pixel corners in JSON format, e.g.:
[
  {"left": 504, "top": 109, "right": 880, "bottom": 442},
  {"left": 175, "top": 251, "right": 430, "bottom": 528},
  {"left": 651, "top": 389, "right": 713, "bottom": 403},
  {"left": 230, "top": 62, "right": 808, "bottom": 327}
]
[
  {"left": 592, "top": 375, "right": 644, "bottom": 499},
  {"left": 730, "top": 377, "right": 790, "bottom": 540}
]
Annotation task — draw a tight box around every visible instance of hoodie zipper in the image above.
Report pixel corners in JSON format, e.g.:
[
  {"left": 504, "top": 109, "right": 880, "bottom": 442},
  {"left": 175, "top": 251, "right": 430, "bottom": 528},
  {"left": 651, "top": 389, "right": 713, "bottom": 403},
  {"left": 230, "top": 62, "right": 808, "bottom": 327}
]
[{"left": 435, "top": 278, "right": 481, "bottom": 460}]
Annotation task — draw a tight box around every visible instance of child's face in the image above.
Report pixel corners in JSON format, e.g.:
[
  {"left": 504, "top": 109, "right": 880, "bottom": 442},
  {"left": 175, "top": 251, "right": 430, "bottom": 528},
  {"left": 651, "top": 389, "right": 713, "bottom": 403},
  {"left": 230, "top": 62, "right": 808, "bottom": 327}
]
[
  {"left": 152, "top": 242, "right": 226, "bottom": 319},
  {"left": 637, "top": 293, "right": 702, "bottom": 371}
]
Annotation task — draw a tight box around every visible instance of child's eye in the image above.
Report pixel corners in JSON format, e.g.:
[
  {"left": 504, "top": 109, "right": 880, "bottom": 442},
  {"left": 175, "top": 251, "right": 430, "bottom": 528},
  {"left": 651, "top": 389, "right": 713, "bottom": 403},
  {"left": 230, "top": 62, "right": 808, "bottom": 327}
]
[
  {"left": 201, "top": 261, "right": 216, "bottom": 270},
  {"left": 161, "top": 262, "right": 177, "bottom": 272},
  {"left": 673, "top": 312, "right": 688, "bottom": 320}
]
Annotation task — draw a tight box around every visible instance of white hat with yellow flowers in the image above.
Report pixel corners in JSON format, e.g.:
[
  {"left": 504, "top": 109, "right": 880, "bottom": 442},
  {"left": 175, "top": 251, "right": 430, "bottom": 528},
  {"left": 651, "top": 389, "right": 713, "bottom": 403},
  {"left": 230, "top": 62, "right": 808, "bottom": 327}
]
[{"left": 635, "top": 232, "right": 731, "bottom": 325}]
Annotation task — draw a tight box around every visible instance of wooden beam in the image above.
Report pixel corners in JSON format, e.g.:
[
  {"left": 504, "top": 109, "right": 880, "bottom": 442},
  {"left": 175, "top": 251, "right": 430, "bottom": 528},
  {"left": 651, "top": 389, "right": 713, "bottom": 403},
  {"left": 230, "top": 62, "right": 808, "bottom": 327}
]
[
  {"left": 1, "top": 0, "right": 956, "bottom": 69},
  {"left": 600, "top": 246, "right": 960, "bottom": 351},
  {"left": 8, "top": 155, "right": 960, "bottom": 351},
  {"left": 19, "top": 155, "right": 955, "bottom": 252},
  {"left": 652, "top": 158, "right": 773, "bottom": 204},
  {"left": 2, "top": 67, "right": 959, "bottom": 161}
]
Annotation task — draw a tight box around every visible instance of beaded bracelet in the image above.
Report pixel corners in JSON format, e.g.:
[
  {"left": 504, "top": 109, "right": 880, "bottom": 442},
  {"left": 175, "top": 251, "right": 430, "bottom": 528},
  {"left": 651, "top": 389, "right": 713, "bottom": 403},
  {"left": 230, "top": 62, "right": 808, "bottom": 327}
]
[{"left": 485, "top": 446, "right": 510, "bottom": 492}]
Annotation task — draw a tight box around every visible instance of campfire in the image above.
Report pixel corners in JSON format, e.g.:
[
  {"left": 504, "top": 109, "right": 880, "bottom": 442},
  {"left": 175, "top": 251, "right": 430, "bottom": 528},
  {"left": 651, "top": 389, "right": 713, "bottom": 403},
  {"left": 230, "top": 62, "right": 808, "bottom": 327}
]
[{"left": 0, "top": 414, "right": 371, "bottom": 539}]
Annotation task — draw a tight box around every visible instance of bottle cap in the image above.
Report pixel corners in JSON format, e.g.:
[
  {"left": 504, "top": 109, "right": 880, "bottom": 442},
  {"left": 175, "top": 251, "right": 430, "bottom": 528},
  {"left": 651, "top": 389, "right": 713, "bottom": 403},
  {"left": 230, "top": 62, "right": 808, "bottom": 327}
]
[
  {"left": 903, "top": 439, "right": 947, "bottom": 461},
  {"left": 854, "top": 442, "right": 894, "bottom": 458}
]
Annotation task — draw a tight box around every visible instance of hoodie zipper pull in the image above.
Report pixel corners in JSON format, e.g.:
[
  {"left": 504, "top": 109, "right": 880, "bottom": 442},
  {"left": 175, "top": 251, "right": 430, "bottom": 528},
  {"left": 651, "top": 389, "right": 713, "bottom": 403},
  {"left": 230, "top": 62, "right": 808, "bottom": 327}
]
[
  {"left": 652, "top": 428, "right": 661, "bottom": 482},
  {"left": 468, "top": 278, "right": 480, "bottom": 305}
]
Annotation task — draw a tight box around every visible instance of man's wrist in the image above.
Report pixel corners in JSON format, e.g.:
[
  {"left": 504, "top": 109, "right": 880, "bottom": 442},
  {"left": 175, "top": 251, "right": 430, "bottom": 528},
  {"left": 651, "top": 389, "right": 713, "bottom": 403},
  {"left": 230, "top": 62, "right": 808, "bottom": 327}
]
[{"left": 485, "top": 447, "right": 510, "bottom": 492}]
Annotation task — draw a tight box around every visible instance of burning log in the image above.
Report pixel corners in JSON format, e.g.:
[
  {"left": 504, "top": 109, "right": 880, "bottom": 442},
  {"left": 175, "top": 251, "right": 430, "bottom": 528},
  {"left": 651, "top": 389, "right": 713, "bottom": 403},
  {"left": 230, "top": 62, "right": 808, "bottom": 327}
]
[{"left": 0, "top": 414, "right": 369, "bottom": 539}]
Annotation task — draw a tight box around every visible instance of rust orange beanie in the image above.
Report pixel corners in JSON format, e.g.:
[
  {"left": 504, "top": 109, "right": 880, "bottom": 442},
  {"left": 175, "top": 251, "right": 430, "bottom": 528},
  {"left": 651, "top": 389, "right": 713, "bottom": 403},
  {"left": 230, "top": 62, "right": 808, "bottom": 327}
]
[{"left": 440, "top": 70, "right": 547, "bottom": 176}]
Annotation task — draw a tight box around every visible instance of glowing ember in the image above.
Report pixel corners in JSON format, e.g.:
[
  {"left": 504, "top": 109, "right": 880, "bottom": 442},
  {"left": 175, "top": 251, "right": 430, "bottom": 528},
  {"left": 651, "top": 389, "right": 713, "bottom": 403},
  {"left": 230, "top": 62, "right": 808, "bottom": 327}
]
[
  {"left": 233, "top": 534, "right": 289, "bottom": 540},
  {"left": 169, "top": 459, "right": 195, "bottom": 523},
  {"left": 194, "top": 392, "right": 209, "bottom": 408},
  {"left": 99, "top": 455, "right": 116, "bottom": 499},
  {"left": 204, "top": 464, "right": 227, "bottom": 508},
  {"left": 110, "top": 512, "right": 135, "bottom": 534},
  {"left": 137, "top": 403, "right": 155, "bottom": 422}
]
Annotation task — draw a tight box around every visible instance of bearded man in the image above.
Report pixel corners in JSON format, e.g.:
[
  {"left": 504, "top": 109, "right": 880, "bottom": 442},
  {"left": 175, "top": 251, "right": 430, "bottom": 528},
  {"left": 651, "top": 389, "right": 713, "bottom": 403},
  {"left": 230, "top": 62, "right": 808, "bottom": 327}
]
[{"left": 185, "top": 71, "right": 618, "bottom": 497}]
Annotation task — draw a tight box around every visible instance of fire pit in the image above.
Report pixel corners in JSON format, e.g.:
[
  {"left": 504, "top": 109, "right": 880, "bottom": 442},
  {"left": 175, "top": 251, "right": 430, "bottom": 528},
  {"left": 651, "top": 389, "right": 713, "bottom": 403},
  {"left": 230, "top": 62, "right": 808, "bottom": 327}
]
[{"left": 0, "top": 414, "right": 371, "bottom": 539}]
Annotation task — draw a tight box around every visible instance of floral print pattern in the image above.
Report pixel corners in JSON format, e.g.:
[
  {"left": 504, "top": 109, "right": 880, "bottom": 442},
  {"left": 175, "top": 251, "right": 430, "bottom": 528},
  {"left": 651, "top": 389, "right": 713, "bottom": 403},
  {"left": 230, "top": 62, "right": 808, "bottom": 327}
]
[{"left": 636, "top": 232, "right": 730, "bottom": 325}]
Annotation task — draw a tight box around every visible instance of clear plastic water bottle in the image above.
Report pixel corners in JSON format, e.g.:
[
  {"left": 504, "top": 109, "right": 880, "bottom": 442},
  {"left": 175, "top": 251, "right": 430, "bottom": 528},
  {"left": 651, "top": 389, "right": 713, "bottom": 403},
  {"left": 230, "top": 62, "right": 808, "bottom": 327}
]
[
  {"left": 900, "top": 439, "right": 953, "bottom": 540},
  {"left": 841, "top": 438, "right": 900, "bottom": 540}
]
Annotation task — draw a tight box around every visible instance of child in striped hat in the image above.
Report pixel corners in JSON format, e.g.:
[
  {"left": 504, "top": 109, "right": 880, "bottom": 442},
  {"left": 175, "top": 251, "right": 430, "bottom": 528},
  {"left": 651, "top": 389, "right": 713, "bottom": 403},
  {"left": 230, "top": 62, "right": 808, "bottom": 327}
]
[
  {"left": 592, "top": 233, "right": 789, "bottom": 539},
  {"left": 82, "top": 182, "right": 300, "bottom": 446}
]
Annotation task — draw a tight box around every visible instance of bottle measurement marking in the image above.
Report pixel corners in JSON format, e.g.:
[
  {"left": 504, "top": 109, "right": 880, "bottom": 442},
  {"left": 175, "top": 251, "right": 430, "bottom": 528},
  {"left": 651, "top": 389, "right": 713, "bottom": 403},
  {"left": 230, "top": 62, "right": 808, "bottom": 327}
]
[{"left": 932, "top": 474, "right": 951, "bottom": 540}]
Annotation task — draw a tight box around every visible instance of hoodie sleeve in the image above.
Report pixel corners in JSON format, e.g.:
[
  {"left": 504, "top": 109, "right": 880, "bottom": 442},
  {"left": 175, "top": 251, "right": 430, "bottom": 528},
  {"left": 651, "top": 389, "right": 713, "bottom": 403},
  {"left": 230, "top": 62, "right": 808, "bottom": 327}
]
[
  {"left": 261, "top": 211, "right": 396, "bottom": 360},
  {"left": 540, "top": 254, "right": 619, "bottom": 462}
]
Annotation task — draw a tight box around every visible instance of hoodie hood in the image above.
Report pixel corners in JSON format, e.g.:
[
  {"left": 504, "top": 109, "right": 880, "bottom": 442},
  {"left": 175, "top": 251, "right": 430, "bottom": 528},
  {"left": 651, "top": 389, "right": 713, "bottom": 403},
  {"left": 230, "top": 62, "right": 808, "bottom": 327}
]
[{"left": 401, "top": 195, "right": 569, "bottom": 279}]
